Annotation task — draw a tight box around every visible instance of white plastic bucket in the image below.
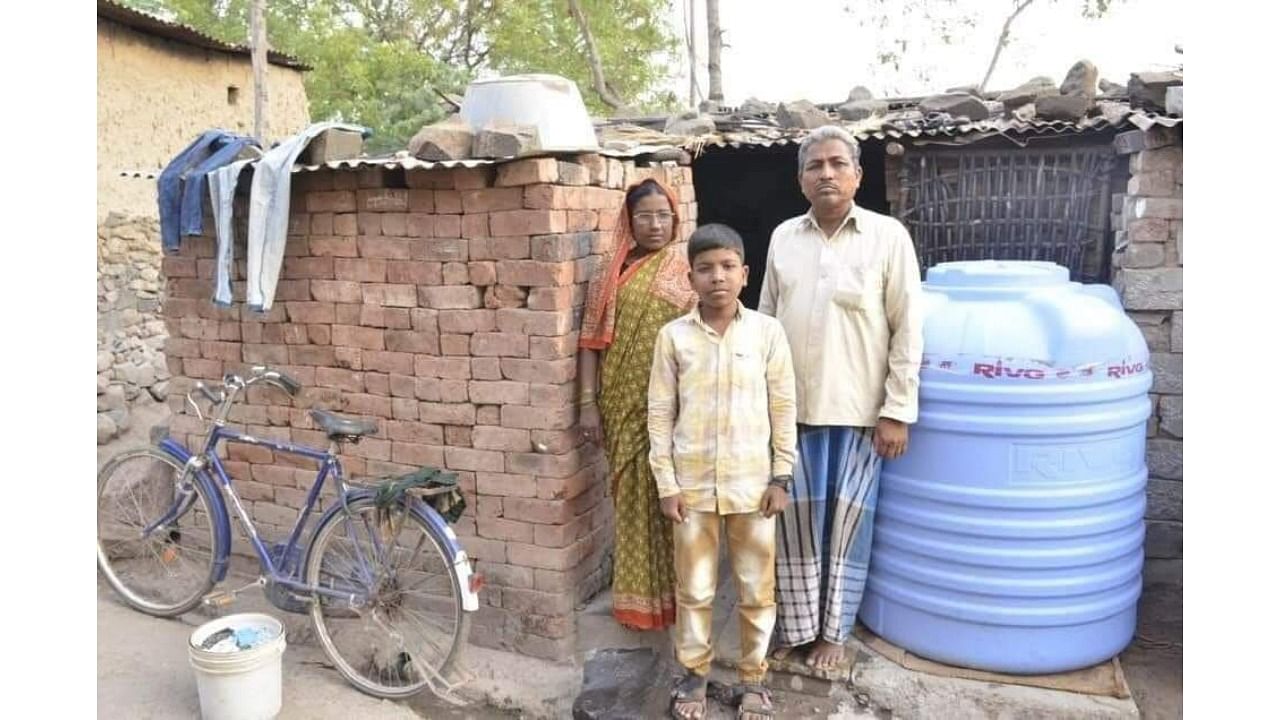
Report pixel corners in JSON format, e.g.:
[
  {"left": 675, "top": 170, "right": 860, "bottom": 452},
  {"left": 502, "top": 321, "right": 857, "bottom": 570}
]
[{"left": 188, "top": 613, "right": 286, "bottom": 720}]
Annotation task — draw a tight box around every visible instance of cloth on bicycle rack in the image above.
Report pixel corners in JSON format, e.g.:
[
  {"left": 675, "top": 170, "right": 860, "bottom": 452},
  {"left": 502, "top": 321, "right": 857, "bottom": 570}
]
[{"left": 373, "top": 466, "right": 467, "bottom": 523}]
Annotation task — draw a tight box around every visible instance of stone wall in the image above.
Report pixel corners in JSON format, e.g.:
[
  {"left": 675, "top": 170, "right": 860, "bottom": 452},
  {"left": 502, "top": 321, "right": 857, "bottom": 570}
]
[
  {"left": 98, "top": 213, "right": 172, "bottom": 443},
  {"left": 1111, "top": 137, "right": 1183, "bottom": 642},
  {"left": 159, "top": 155, "right": 697, "bottom": 660},
  {"left": 98, "top": 14, "right": 312, "bottom": 440}
]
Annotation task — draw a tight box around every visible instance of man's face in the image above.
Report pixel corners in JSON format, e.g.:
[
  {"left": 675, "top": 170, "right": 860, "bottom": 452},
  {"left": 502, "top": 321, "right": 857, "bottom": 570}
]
[
  {"left": 799, "top": 139, "right": 862, "bottom": 214},
  {"left": 688, "top": 248, "right": 748, "bottom": 311}
]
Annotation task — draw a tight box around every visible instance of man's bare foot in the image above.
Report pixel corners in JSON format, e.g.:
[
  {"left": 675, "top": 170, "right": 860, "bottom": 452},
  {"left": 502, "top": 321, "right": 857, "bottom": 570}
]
[
  {"left": 805, "top": 639, "right": 844, "bottom": 670},
  {"left": 769, "top": 642, "right": 810, "bottom": 662}
]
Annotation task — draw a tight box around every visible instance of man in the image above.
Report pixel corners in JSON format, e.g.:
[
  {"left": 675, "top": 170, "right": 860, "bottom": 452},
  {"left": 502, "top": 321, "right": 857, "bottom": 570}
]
[{"left": 759, "top": 125, "right": 923, "bottom": 671}]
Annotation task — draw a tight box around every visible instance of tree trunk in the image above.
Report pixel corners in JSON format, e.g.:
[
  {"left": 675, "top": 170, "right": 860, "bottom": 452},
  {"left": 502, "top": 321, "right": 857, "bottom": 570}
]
[
  {"left": 250, "top": 0, "right": 269, "bottom": 142},
  {"left": 685, "top": 0, "right": 702, "bottom": 108},
  {"left": 706, "top": 0, "right": 724, "bottom": 104},
  {"left": 978, "top": 0, "right": 1036, "bottom": 93},
  {"left": 566, "top": 0, "right": 628, "bottom": 111}
]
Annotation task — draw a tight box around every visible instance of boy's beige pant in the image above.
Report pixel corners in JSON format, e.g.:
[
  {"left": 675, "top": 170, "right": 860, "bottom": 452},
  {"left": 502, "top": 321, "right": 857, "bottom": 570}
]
[{"left": 671, "top": 509, "right": 777, "bottom": 684}]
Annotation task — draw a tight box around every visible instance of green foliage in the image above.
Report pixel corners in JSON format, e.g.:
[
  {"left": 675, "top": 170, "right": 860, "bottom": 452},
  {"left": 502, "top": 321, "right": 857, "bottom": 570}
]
[
  {"left": 486, "top": 0, "right": 681, "bottom": 115},
  {"left": 118, "top": 0, "right": 679, "bottom": 151}
]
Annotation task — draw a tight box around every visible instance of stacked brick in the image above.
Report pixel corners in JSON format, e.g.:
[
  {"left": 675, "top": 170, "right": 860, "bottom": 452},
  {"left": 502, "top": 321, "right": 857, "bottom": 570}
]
[
  {"left": 160, "top": 153, "right": 697, "bottom": 660},
  {"left": 1111, "top": 137, "right": 1182, "bottom": 641}
]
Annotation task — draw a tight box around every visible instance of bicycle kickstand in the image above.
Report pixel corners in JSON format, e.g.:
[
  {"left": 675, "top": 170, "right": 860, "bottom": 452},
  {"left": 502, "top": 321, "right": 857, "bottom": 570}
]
[{"left": 201, "top": 577, "right": 267, "bottom": 611}]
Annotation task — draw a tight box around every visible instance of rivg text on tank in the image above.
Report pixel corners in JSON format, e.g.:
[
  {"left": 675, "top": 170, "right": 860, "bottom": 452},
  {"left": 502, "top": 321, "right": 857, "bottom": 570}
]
[{"left": 922, "top": 357, "right": 1148, "bottom": 380}]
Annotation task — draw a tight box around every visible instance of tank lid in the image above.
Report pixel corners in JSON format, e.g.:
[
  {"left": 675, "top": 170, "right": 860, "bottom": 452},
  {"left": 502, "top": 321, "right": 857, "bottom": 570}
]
[{"left": 925, "top": 260, "right": 1070, "bottom": 288}]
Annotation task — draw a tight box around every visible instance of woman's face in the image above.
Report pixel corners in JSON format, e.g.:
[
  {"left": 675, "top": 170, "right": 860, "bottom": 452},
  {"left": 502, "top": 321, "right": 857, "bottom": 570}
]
[{"left": 629, "top": 193, "right": 676, "bottom": 252}]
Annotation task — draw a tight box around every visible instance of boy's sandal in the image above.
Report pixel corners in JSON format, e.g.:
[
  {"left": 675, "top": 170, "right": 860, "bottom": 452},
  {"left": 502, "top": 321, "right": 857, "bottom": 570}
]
[
  {"left": 670, "top": 671, "right": 708, "bottom": 720},
  {"left": 735, "top": 684, "right": 774, "bottom": 720}
]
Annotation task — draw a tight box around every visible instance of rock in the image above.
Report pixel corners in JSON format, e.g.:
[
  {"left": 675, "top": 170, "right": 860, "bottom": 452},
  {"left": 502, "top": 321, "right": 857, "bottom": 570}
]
[
  {"left": 1059, "top": 59, "right": 1099, "bottom": 102},
  {"left": 408, "top": 115, "right": 474, "bottom": 161},
  {"left": 99, "top": 384, "right": 127, "bottom": 412},
  {"left": 919, "top": 93, "right": 990, "bottom": 121},
  {"left": 97, "top": 414, "right": 118, "bottom": 445},
  {"left": 97, "top": 350, "right": 114, "bottom": 373},
  {"left": 663, "top": 110, "right": 717, "bottom": 136},
  {"left": 1010, "top": 103, "right": 1036, "bottom": 122},
  {"left": 107, "top": 408, "right": 131, "bottom": 432},
  {"left": 1034, "top": 94, "right": 1090, "bottom": 121},
  {"left": 97, "top": 373, "right": 110, "bottom": 394},
  {"left": 775, "top": 100, "right": 830, "bottom": 129},
  {"left": 846, "top": 86, "right": 875, "bottom": 103},
  {"left": 1165, "top": 86, "right": 1183, "bottom": 116},
  {"left": 997, "top": 76, "right": 1059, "bottom": 108},
  {"left": 945, "top": 84, "right": 983, "bottom": 98},
  {"left": 837, "top": 99, "right": 889, "bottom": 121},
  {"left": 1097, "top": 100, "right": 1130, "bottom": 125},
  {"left": 1099, "top": 78, "right": 1126, "bottom": 96},
  {"left": 124, "top": 362, "right": 157, "bottom": 389},
  {"left": 737, "top": 97, "right": 772, "bottom": 115},
  {"left": 1127, "top": 71, "right": 1182, "bottom": 110},
  {"left": 472, "top": 122, "right": 542, "bottom": 158},
  {"left": 572, "top": 648, "right": 671, "bottom": 720}
]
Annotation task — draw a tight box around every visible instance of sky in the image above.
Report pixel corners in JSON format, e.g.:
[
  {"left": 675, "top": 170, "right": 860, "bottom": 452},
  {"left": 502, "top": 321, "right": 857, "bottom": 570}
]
[{"left": 665, "top": 0, "right": 1184, "bottom": 106}]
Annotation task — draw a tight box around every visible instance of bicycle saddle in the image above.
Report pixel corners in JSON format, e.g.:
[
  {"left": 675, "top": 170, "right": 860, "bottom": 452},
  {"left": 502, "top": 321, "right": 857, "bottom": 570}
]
[{"left": 309, "top": 409, "right": 379, "bottom": 440}]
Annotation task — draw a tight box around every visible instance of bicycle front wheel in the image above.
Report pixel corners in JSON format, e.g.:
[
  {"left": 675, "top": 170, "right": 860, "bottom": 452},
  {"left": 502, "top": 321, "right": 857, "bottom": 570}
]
[
  {"left": 97, "top": 448, "right": 220, "bottom": 616},
  {"left": 305, "top": 497, "right": 470, "bottom": 699}
]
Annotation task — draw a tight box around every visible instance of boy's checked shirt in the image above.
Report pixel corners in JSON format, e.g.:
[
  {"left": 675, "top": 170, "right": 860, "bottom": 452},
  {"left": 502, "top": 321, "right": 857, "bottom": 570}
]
[{"left": 648, "top": 302, "right": 798, "bottom": 515}]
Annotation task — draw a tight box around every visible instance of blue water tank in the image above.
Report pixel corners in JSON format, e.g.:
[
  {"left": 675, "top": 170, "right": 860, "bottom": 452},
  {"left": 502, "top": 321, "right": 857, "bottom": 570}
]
[{"left": 858, "top": 260, "right": 1152, "bottom": 674}]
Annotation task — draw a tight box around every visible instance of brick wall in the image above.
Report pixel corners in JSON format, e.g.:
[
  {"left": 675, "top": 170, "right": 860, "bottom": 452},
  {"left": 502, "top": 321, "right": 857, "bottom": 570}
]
[
  {"left": 160, "top": 153, "right": 697, "bottom": 660},
  {"left": 1111, "top": 139, "right": 1182, "bottom": 642}
]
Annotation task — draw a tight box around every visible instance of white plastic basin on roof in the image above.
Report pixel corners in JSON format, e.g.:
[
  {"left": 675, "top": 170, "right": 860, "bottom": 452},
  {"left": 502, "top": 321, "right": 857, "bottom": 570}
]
[{"left": 460, "top": 74, "right": 601, "bottom": 153}]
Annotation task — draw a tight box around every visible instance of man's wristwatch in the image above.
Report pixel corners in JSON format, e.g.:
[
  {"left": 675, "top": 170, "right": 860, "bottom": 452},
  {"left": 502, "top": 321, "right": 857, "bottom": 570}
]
[{"left": 769, "top": 474, "right": 793, "bottom": 491}]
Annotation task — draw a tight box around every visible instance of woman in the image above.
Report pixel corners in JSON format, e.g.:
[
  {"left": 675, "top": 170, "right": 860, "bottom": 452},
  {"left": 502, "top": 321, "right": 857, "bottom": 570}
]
[{"left": 578, "top": 178, "right": 697, "bottom": 631}]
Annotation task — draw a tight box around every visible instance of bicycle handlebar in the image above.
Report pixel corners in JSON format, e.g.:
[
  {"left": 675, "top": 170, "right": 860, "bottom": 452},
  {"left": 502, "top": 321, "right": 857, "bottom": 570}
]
[
  {"left": 249, "top": 366, "right": 301, "bottom": 397},
  {"left": 184, "top": 366, "right": 303, "bottom": 423}
]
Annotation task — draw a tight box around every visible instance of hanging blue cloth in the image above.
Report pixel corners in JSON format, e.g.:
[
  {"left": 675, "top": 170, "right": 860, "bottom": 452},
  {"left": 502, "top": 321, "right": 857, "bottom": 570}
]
[{"left": 156, "top": 130, "right": 258, "bottom": 252}]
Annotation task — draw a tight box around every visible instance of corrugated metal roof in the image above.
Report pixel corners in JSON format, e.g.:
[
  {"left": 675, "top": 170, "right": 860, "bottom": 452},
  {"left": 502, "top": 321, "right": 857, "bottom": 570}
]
[
  {"left": 120, "top": 145, "right": 672, "bottom": 179},
  {"left": 293, "top": 156, "right": 497, "bottom": 173},
  {"left": 98, "top": 0, "right": 310, "bottom": 70},
  {"left": 600, "top": 99, "right": 1181, "bottom": 153}
]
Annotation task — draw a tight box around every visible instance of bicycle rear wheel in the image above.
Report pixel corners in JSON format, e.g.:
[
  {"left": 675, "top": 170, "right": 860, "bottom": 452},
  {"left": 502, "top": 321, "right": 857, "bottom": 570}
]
[
  {"left": 97, "top": 448, "right": 219, "bottom": 616},
  {"left": 304, "top": 497, "right": 470, "bottom": 699}
]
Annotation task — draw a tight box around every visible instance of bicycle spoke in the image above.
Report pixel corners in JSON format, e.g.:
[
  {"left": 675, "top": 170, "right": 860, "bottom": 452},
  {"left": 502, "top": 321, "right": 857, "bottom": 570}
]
[
  {"left": 307, "top": 500, "right": 468, "bottom": 698},
  {"left": 98, "top": 450, "right": 217, "bottom": 616}
]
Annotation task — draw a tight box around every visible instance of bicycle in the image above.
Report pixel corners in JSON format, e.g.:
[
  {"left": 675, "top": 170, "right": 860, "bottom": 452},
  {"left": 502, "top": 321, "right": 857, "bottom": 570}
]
[{"left": 96, "top": 365, "right": 481, "bottom": 700}]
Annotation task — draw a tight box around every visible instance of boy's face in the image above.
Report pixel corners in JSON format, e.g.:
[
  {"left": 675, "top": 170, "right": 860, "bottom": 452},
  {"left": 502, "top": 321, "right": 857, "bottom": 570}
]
[{"left": 688, "top": 247, "right": 748, "bottom": 311}]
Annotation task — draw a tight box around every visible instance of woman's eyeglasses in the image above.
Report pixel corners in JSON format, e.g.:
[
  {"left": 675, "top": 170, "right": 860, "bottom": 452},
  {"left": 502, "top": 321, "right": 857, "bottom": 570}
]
[{"left": 632, "top": 211, "right": 675, "bottom": 225}]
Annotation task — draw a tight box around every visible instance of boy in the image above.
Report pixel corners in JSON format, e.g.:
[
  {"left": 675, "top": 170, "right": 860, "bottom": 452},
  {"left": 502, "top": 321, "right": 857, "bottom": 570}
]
[{"left": 648, "top": 223, "right": 798, "bottom": 720}]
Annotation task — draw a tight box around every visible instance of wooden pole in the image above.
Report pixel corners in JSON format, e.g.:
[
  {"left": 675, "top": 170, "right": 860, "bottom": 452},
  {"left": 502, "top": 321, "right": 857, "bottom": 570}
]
[
  {"left": 706, "top": 0, "right": 724, "bottom": 104},
  {"left": 250, "top": 0, "right": 268, "bottom": 143}
]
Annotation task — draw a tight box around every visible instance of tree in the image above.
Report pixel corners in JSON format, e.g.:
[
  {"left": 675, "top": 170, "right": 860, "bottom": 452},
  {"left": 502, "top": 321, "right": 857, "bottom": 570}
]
[
  {"left": 123, "top": 0, "right": 679, "bottom": 149},
  {"left": 977, "top": 0, "right": 1114, "bottom": 92},
  {"left": 705, "top": 0, "right": 724, "bottom": 104},
  {"left": 485, "top": 0, "right": 679, "bottom": 115},
  {"left": 566, "top": 0, "right": 629, "bottom": 111},
  {"left": 842, "top": 0, "right": 1118, "bottom": 95}
]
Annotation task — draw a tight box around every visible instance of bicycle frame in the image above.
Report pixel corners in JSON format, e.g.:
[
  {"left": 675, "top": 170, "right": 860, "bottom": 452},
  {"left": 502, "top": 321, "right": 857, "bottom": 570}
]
[
  {"left": 154, "top": 426, "right": 370, "bottom": 604},
  {"left": 151, "top": 370, "right": 482, "bottom": 612}
]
